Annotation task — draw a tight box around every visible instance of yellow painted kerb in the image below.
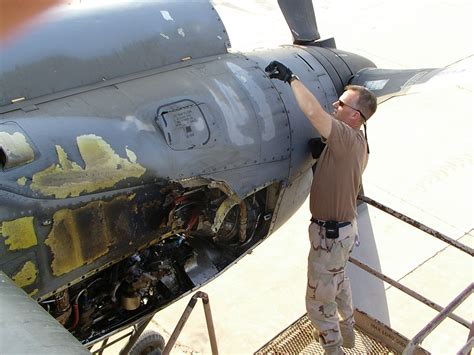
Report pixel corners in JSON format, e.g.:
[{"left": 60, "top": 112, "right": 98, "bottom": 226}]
[{"left": 0, "top": 216, "right": 38, "bottom": 250}]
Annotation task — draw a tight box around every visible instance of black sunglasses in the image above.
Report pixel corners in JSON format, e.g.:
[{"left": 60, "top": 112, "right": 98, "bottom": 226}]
[{"left": 337, "top": 100, "right": 367, "bottom": 121}]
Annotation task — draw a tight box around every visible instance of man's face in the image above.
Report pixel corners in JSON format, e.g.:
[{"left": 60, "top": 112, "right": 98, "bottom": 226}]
[{"left": 332, "top": 90, "right": 361, "bottom": 126}]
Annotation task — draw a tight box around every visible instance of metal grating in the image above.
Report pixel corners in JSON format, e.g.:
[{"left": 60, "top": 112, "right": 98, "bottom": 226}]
[{"left": 255, "top": 314, "right": 395, "bottom": 354}]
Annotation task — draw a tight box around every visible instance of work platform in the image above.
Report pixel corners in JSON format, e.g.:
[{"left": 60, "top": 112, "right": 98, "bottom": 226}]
[
  {"left": 253, "top": 196, "right": 473, "bottom": 355},
  {"left": 256, "top": 310, "right": 428, "bottom": 354}
]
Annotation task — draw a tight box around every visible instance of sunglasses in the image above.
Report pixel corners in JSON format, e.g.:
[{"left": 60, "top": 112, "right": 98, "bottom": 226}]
[{"left": 337, "top": 100, "right": 367, "bottom": 121}]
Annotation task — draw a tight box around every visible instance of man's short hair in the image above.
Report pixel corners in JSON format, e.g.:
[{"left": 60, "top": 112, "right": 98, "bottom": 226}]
[{"left": 344, "top": 85, "right": 377, "bottom": 120}]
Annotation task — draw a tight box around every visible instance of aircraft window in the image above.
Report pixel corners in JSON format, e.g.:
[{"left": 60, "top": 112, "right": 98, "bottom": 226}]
[{"left": 156, "top": 100, "right": 211, "bottom": 151}]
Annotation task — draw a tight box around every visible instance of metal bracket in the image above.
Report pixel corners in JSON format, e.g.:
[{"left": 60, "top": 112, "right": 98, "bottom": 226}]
[{"left": 162, "top": 291, "right": 218, "bottom": 355}]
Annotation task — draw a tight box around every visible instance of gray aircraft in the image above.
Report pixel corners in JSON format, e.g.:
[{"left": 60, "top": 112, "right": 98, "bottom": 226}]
[{"left": 0, "top": 0, "right": 436, "bottom": 352}]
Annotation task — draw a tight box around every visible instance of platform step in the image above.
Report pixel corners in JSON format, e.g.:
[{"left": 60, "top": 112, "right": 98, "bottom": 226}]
[{"left": 255, "top": 310, "right": 429, "bottom": 354}]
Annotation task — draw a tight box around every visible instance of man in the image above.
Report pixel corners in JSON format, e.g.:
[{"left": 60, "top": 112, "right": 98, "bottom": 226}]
[{"left": 265, "top": 61, "right": 377, "bottom": 355}]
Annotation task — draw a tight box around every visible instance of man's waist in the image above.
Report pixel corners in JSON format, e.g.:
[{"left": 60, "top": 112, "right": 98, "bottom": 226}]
[{"left": 310, "top": 217, "right": 351, "bottom": 228}]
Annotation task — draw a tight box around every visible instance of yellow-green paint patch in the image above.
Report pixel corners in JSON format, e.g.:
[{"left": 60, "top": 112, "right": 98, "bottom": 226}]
[
  {"left": 125, "top": 146, "right": 138, "bottom": 163},
  {"left": 28, "top": 289, "right": 39, "bottom": 297},
  {"left": 44, "top": 196, "right": 130, "bottom": 276},
  {"left": 12, "top": 261, "right": 38, "bottom": 288},
  {"left": 0, "top": 216, "right": 38, "bottom": 250},
  {"left": 17, "top": 176, "right": 27, "bottom": 186},
  {"left": 30, "top": 134, "right": 145, "bottom": 198},
  {"left": 0, "top": 132, "right": 35, "bottom": 169}
]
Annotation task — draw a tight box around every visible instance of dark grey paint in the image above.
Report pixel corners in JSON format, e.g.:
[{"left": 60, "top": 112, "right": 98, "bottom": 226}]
[{"left": 0, "top": 1, "right": 229, "bottom": 106}]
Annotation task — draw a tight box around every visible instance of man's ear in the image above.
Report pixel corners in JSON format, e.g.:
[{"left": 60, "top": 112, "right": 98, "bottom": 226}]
[{"left": 347, "top": 112, "right": 359, "bottom": 127}]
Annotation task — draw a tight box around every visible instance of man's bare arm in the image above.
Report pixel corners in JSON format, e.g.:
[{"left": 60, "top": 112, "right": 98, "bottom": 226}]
[{"left": 290, "top": 79, "right": 333, "bottom": 138}]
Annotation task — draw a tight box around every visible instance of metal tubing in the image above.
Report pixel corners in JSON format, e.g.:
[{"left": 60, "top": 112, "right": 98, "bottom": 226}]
[
  {"left": 119, "top": 316, "right": 154, "bottom": 355},
  {"left": 239, "top": 200, "right": 248, "bottom": 243},
  {"left": 93, "top": 332, "right": 132, "bottom": 354},
  {"left": 162, "top": 291, "right": 218, "bottom": 355},
  {"left": 358, "top": 195, "right": 473, "bottom": 256},
  {"left": 349, "top": 257, "right": 471, "bottom": 329},
  {"left": 201, "top": 293, "right": 219, "bottom": 355},
  {"left": 456, "top": 336, "right": 473, "bottom": 355},
  {"left": 403, "top": 283, "right": 474, "bottom": 355},
  {"left": 96, "top": 337, "right": 108, "bottom": 355}
]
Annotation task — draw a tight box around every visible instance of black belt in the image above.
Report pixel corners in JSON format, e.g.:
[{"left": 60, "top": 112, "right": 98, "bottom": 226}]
[{"left": 310, "top": 217, "right": 351, "bottom": 228}]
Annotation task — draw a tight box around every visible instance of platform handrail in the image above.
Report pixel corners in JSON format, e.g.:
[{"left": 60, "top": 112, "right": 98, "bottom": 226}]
[
  {"left": 349, "top": 257, "right": 471, "bottom": 329},
  {"left": 356, "top": 195, "right": 473, "bottom": 353},
  {"left": 457, "top": 336, "right": 473, "bottom": 355},
  {"left": 402, "top": 283, "right": 473, "bottom": 355},
  {"left": 358, "top": 195, "right": 473, "bottom": 256}
]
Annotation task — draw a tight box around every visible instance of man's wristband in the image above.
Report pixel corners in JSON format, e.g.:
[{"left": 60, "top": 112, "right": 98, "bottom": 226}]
[{"left": 288, "top": 73, "right": 299, "bottom": 85}]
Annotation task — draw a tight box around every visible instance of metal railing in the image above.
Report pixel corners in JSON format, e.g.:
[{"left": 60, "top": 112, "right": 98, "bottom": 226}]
[{"left": 355, "top": 195, "right": 473, "bottom": 355}]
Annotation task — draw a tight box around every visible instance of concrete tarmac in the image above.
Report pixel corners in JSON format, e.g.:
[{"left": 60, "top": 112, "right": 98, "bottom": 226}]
[{"left": 100, "top": 0, "right": 473, "bottom": 354}]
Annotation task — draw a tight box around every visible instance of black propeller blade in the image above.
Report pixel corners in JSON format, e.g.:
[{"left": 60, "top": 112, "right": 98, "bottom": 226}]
[
  {"left": 277, "top": 0, "right": 320, "bottom": 44},
  {"left": 350, "top": 67, "right": 438, "bottom": 103}
]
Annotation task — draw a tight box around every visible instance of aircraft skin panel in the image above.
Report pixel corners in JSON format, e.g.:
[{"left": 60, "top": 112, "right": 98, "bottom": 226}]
[
  {"left": 246, "top": 46, "right": 338, "bottom": 179},
  {"left": 0, "top": 50, "right": 298, "bottom": 302},
  {"left": 0, "top": 271, "right": 89, "bottom": 355},
  {"left": 0, "top": 185, "right": 167, "bottom": 299},
  {"left": 0, "top": 1, "right": 230, "bottom": 107},
  {"left": 0, "top": 53, "right": 293, "bottom": 192}
]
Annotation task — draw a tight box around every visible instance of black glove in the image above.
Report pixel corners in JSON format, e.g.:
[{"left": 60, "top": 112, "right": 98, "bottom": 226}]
[
  {"left": 265, "top": 61, "right": 293, "bottom": 84},
  {"left": 308, "top": 137, "right": 326, "bottom": 159}
]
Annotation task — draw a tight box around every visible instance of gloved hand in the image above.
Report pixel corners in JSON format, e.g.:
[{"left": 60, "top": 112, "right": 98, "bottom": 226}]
[
  {"left": 265, "top": 61, "right": 293, "bottom": 84},
  {"left": 308, "top": 137, "right": 326, "bottom": 159}
]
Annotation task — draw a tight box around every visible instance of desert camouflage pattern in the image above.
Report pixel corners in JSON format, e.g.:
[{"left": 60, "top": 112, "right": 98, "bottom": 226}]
[{"left": 305, "top": 220, "right": 357, "bottom": 349}]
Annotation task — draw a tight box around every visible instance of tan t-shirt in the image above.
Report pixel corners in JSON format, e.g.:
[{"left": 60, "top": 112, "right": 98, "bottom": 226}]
[{"left": 309, "top": 119, "right": 368, "bottom": 222}]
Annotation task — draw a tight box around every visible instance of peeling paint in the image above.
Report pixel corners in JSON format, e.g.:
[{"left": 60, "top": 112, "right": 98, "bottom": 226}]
[
  {"left": 17, "top": 176, "right": 27, "bottom": 186},
  {"left": 125, "top": 147, "right": 137, "bottom": 163},
  {"left": 177, "top": 28, "right": 185, "bottom": 37},
  {"left": 28, "top": 289, "right": 39, "bottom": 297},
  {"left": 160, "top": 10, "right": 173, "bottom": 21},
  {"left": 12, "top": 261, "right": 38, "bottom": 288},
  {"left": 160, "top": 33, "right": 170, "bottom": 40},
  {"left": 1, "top": 216, "right": 37, "bottom": 250},
  {"left": 30, "top": 135, "right": 146, "bottom": 198},
  {"left": 0, "top": 132, "right": 35, "bottom": 169},
  {"left": 45, "top": 196, "right": 131, "bottom": 276}
]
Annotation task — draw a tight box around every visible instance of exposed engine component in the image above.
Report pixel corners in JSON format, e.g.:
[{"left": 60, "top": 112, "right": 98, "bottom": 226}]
[{"left": 39, "top": 183, "right": 278, "bottom": 344}]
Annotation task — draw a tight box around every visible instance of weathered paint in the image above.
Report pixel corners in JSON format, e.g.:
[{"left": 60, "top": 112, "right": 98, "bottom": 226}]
[
  {"left": 125, "top": 147, "right": 138, "bottom": 163},
  {"left": 211, "top": 194, "right": 241, "bottom": 233},
  {"left": 12, "top": 261, "right": 38, "bottom": 288},
  {"left": 45, "top": 196, "right": 132, "bottom": 276},
  {"left": 28, "top": 289, "right": 39, "bottom": 297},
  {"left": 30, "top": 135, "right": 146, "bottom": 198},
  {"left": 0, "top": 216, "right": 38, "bottom": 250},
  {"left": 0, "top": 132, "right": 35, "bottom": 169},
  {"left": 17, "top": 176, "right": 27, "bottom": 186}
]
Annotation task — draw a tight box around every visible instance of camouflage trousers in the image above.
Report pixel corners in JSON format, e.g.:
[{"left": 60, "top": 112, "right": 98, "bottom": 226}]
[{"left": 305, "top": 220, "right": 357, "bottom": 349}]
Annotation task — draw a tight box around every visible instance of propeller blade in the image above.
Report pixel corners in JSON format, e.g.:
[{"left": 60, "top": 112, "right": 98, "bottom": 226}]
[
  {"left": 277, "top": 0, "right": 320, "bottom": 44},
  {"left": 350, "top": 67, "right": 439, "bottom": 103}
]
